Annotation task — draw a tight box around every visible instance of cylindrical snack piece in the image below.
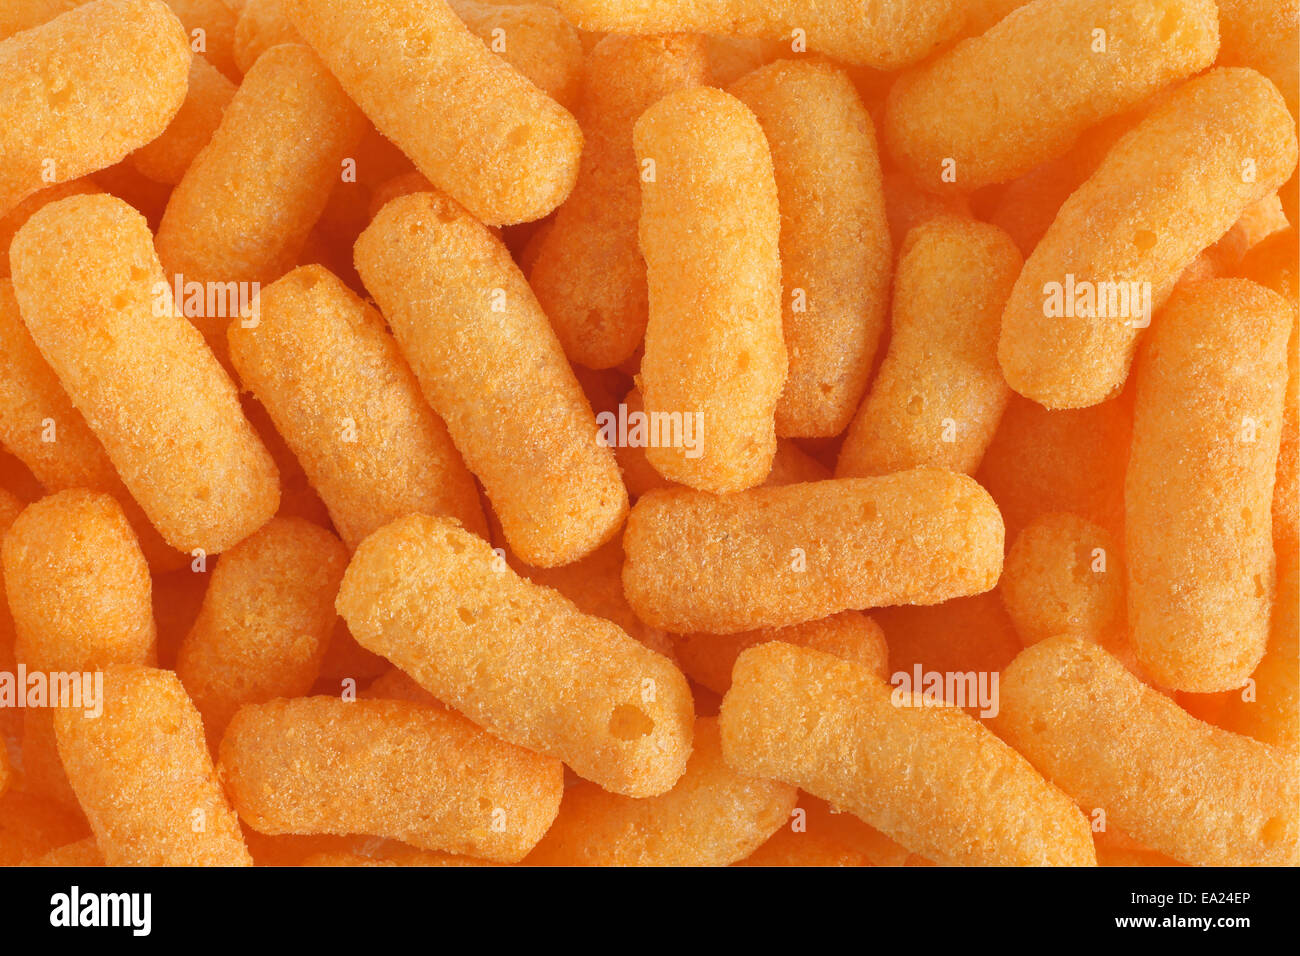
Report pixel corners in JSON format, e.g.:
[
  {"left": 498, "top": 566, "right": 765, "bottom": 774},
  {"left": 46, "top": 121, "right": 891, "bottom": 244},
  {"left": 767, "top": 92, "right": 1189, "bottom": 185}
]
[
  {"left": 176, "top": 517, "right": 347, "bottom": 744},
  {"left": 155, "top": 43, "right": 367, "bottom": 342},
  {"left": 1126, "top": 279, "right": 1290, "bottom": 691},
  {"left": 998, "top": 68, "right": 1298, "bottom": 409},
  {"left": 0, "top": 0, "right": 191, "bottom": 216},
  {"left": 283, "top": 0, "right": 582, "bottom": 225},
  {"left": 730, "top": 59, "right": 891, "bottom": 438},
  {"left": 130, "top": 55, "right": 236, "bottom": 185},
  {"left": 994, "top": 636, "right": 1298, "bottom": 866},
  {"left": 55, "top": 666, "right": 252, "bottom": 866},
  {"left": 527, "top": 718, "right": 796, "bottom": 866},
  {"left": 548, "top": 0, "right": 968, "bottom": 70},
  {"left": 623, "top": 470, "right": 1004, "bottom": 634},
  {"left": 9, "top": 194, "right": 280, "bottom": 554},
  {"left": 719, "top": 642, "right": 1097, "bottom": 866},
  {"left": 228, "top": 265, "right": 487, "bottom": 550},
  {"left": 218, "top": 695, "right": 563, "bottom": 863},
  {"left": 884, "top": 0, "right": 1219, "bottom": 191},
  {"left": 837, "top": 217, "right": 1020, "bottom": 477},
  {"left": 354, "top": 192, "right": 627, "bottom": 568},
  {"left": 634, "top": 87, "right": 786, "bottom": 492},
  {"left": 336, "top": 514, "right": 695, "bottom": 798},
  {"left": 529, "top": 33, "right": 708, "bottom": 370}
]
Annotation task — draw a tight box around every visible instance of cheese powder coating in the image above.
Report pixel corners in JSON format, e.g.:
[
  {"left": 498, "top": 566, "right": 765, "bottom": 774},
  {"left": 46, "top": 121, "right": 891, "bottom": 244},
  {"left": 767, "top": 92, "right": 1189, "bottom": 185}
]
[
  {"left": 10, "top": 194, "right": 280, "bottom": 554},
  {"left": 336, "top": 514, "right": 695, "bottom": 798}
]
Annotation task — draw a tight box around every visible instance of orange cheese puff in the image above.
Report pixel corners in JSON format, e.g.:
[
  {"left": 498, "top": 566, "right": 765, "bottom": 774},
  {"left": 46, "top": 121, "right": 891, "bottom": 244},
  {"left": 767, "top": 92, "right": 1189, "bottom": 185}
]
[
  {"left": 837, "top": 218, "right": 1020, "bottom": 478},
  {"left": 989, "top": 111, "right": 1137, "bottom": 256},
  {"left": 24, "top": 837, "right": 105, "bottom": 867},
  {"left": 527, "top": 718, "right": 796, "bottom": 866},
  {"left": 999, "top": 68, "right": 1298, "bottom": 409},
  {"left": 239, "top": 396, "right": 328, "bottom": 527},
  {"left": 219, "top": 696, "right": 563, "bottom": 862},
  {"left": 366, "top": 172, "right": 435, "bottom": 222},
  {"left": 548, "top": 1, "right": 967, "bottom": 70},
  {"left": 884, "top": 0, "right": 1218, "bottom": 193},
  {"left": 976, "top": 392, "right": 1131, "bottom": 541},
  {"left": 0, "top": 0, "right": 191, "bottom": 218},
  {"left": 2, "top": 490, "right": 156, "bottom": 672},
  {"left": 1000, "top": 512, "right": 1123, "bottom": 647},
  {"left": 1204, "top": 193, "right": 1290, "bottom": 272},
  {"left": 881, "top": 170, "right": 971, "bottom": 248},
  {"left": 176, "top": 517, "right": 347, "bottom": 745},
  {"left": 736, "top": 826, "right": 869, "bottom": 867},
  {"left": 89, "top": 161, "right": 173, "bottom": 230},
  {"left": 705, "top": 36, "right": 784, "bottom": 87},
  {"left": 284, "top": 0, "right": 581, "bottom": 226},
  {"left": 233, "top": 0, "right": 299, "bottom": 72},
  {"left": 354, "top": 192, "right": 627, "bottom": 568},
  {"left": 229, "top": 265, "right": 487, "bottom": 549},
  {"left": 958, "top": 0, "right": 1033, "bottom": 37},
  {"left": 1093, "top": 829, "right": 1183, "bottom": 867},
  {"left": 55, "top": 666, "right": 252, "bottom": 865},
  {"left": 11, "top": 195, "right": 280, "bottom": 554},
  {"left": 623, "top": 470, "right": 1004, "bottom": 634},
  {"left": 130, "top": 55, "right": 235, "bottom": 185},
  {"left": 0, "top": 179, "right": 101, "bottom": 278},
  {"left": 994, "top": 636, "right": 1298, "bottom": 865},
  {"left": 449, "top": 1, "right": 584, "bottom": 111},
  {"left": 165, "top": 0, "right": 239, "bottom": 78},
  {"left": 634, "top": 88, "right": 786, "bottom": 493},
  {"left": 1223, "top": 555, "right": 1298, "bottom": 750},
  {"left": 720, "top": 642, "right": 1096, "bottom": 866},
  {"left": 0, "top": 1, "right": 84, "bottom": 41},
  {"left": 799, "top": 795, "right": 912, "bottom": 867},
  {"left": 0, "top": 791, "right": 89, "bottom": 866},
  {"left": 730, "top": 60, "right": 891, "bottom": 439},
  {"left": 1218, "top": 0, "right": 1299, "bottom": 119},
  {"left": 155, "top": 45, "right": 366, "bottom": 341},
  {"left": 1126, "top": 280, "right": 1290, "bottom": 691},
  {"left": 509, "top": 537, "right": 674, "bottom": 660},
  {"left": 674, "top": 611, "right": 887, "bottom": 696},
  {"left": 337, "top": 514, "right": 694, "bottom": 797},
  {"left": 529, "top": 34, "right": 708, "bottom": 371}
]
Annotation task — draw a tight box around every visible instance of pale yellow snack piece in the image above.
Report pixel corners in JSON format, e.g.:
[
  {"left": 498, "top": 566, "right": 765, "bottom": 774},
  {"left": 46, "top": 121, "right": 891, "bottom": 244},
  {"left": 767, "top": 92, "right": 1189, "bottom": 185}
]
[
  {"left": 218, "top": 696, "right": 563, "bottom": 863},
  {"left": 994, "top": 636, "right": 1298, "bottom": 866},
  {"left": 228, "top": 265, "right": 487, "bottom": 550},
  {"left": 130, "top": 54, "right": 236, "bottom": 185},
  {"left": 529, "top": 34, "right": 708, "bottom": 370},
  {"left": 548, "top": 0, "right": 968, "bottom": 69},
  {"left": 10, "top": 194, "right": 280, "bottom": 554},
  {"left": 55, "top": 666, "right": 252, "bottom": 865},
  {"left": 0, "top": 0, "right": 191, "bottom": 217},
  {"left": 1000, "top": 512, "right": 1124, "bottom": 647},
  {"left": 719, "top": 642, "right": 1097, "bottom": 866},
  {"left": 634, "top": 87, "right": 786, "bottom": 493},
  {"left": 1126, "top": 279, "right": 1290, "bottom": 691},
  {"left": 837, "top": 217, "right": 1020, "bottom": 478},
  {"left": 885, "top": 0, "right": 1219, "bottom": 191},
  {"left": 284, "top": 0, "right": 582, "bottom": 225},
  {"left": 730, "top": 59, "right": 891, "bottom": 439},
  {"left": 527, "top": 718, "right": 795, "bottom": 866},
  {"left": 177, "top": 517, "right": 347, "bottom": 745},
  {"left": 354, "top": 192, "right": 627, "bottom": 568},
  {"left": 155, "top": 44, "right": 367, "bottom": 342},
  {"left": 622, "top": 470, "right": 1004, "bottom": 634},
  {"left": 998, "top": 68, "right": 1298, "bottom": 409},
  {"left": 336, "top": 514, "right": 695, "bottom": 797},
  {"left": 674, "top": 611, "right": 887, "bottom": 695}
]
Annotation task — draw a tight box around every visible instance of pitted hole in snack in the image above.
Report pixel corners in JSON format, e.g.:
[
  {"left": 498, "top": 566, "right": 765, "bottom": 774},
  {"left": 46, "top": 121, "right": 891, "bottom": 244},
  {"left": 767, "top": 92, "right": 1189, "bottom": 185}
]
[{"left": 608, "top": 703, "right": 654, "bottom": 740}]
